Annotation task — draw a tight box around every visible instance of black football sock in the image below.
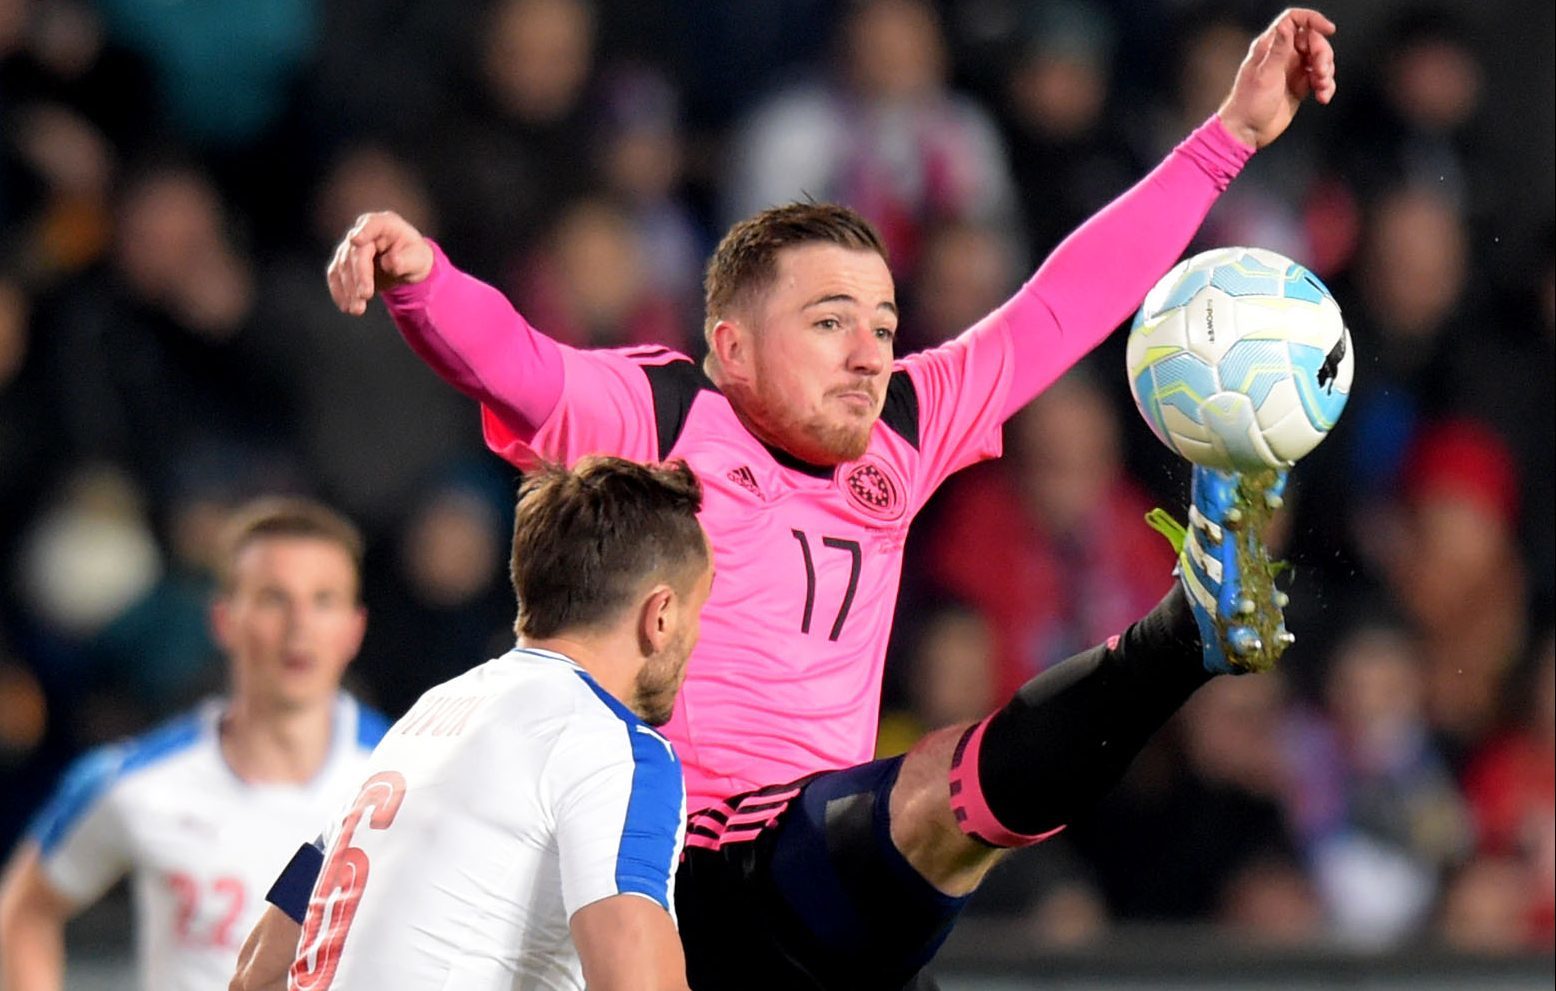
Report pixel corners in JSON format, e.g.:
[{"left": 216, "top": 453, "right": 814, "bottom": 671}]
[{"left": 948, "top": 584, "right": 1211, "bottom": 845}]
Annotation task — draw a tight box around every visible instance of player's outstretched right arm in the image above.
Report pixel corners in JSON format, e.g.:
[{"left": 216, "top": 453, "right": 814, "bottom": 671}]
[
  {"left": 323, "top": 211, "right": 566, "bottom": 447},
  {"left": 572, "top": 895, "right": 690, "bottom": 991},
  {"left": 0, "top": 844, "right": 74, "bottom": 991},
  {"left": 325, "top": 211, "right": 435, "bottom": 314}
]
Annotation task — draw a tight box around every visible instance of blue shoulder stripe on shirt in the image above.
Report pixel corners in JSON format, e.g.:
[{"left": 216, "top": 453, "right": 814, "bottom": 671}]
[
  {"left": 571, "top": 671, "right": 683, "bottom": 910},
  {"left": 355, "top": 704, "right": 391, "bottom": 749},
  {"left": 29, "top": 711, "right": 204, "bottom": 855}
]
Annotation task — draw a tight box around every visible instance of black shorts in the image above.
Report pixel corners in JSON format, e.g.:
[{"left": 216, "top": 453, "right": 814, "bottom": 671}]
[{"left": 675, "top": 756, "right": 967, "bottom": 991}]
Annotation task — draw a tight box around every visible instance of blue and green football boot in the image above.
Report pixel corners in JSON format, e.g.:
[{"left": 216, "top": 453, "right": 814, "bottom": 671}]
[{"left": 1148, "top": 465, "right": 1293, "bottom": 674}]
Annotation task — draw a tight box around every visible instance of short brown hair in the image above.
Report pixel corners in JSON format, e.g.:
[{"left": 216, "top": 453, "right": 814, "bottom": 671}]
[
  {"left": 511, "top": 456, "right": 706, "bottom": 639},
  {"left": 703, "top": 201, "right": 887, "bottom": 337},
  {"left": 218, "top": 496, "right": 365, "bottom": 596}
]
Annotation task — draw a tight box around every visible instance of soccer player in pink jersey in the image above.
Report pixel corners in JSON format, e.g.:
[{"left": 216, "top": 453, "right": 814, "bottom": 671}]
[{"left": 248, "top": 9, "right": 1337, "bottom": 990}]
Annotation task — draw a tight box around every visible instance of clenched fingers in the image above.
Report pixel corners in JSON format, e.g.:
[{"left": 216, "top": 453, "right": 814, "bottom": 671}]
[
  {"left": 1283, "top": 8, "right": 1338, "bottom": 103},
  {"left": 326, "top": 215, "right": 385, "bottom": 315}
]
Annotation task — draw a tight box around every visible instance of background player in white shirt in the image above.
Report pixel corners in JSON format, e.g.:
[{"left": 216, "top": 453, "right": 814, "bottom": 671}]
[
  {"left": 0, "top": 497, "right": 388, "bottom": 991},
  {"left": 236, "top": 456, "right": 711, "bottom": 991}
]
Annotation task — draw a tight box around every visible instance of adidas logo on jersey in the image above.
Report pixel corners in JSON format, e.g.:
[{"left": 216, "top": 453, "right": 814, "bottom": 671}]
[{"left": 727, "top": 466, "right": 761, "bottom": 497}]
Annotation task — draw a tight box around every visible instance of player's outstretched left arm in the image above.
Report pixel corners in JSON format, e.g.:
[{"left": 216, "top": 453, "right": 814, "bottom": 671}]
[
  {"left": 942, "top": 7, "right": 1339, "bottom": 427},
  {"left": 1217, "top": 8, "right": 1338, "bottom": 149}
]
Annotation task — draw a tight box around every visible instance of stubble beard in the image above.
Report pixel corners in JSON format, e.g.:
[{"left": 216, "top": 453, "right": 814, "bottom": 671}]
[
  {"left": 634, "top": 642, "right": 688, "bottom": 727},
  {"left": 635, "top": 684, "right": 675, "bottom": 727},
  {"left": 733, "top": 380, "right": 875, "bottom": 466}
]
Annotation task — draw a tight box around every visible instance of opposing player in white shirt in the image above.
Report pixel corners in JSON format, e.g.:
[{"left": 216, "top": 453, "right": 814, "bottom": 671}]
[
  {"left": 0, "top": 497, "right": 388, "bottom": 991},
  {"left": 248, "top": 456, "right": 710, "bottom": 991}
]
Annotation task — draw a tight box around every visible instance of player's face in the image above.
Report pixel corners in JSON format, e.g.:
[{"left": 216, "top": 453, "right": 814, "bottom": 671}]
[
  {"left": 739, "top": 244, "right": 897, "bottom": 465},
  {"left": 635, "top": 540, "right": 715, "bottom": 726},
  {"left": 214, "top": 537, "right": 366, "bottom": 713}
]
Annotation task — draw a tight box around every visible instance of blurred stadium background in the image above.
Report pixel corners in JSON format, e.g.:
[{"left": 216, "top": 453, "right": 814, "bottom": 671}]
[{"left": 0, "top": 0, "right": 1551, "bottom": 987}]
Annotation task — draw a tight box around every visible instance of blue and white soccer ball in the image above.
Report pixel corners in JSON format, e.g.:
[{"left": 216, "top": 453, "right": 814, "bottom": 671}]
[{"left": 1126, "top": 247, "right": 1354, "bottom": 472}]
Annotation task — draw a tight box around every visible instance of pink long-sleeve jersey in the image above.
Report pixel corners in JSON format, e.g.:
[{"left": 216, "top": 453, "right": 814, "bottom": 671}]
[{"left": 384, "top": 117, "right": 1252, "bottom": 813}]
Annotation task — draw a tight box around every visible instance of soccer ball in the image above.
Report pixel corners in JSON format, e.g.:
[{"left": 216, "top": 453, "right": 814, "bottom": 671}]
[{"left": 1126, "top": 247, "right": 1353, "bottom": 472}]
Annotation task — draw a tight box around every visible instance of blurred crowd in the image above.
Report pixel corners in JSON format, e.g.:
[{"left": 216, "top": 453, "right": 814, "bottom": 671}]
[{"left": 1, "top": 0, "right": 1551, "bottom": 960}]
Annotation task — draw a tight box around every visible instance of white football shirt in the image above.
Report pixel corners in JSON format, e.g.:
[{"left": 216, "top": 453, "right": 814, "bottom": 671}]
[
  {"left": 288, "top": 647, "right": 686, "bottom": 991},
  {"left": 29, "top": 694, "right": 388, "bottom": 991}
]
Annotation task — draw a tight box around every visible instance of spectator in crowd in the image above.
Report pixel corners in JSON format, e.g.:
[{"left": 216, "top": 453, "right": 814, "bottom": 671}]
[
  {"left": 510, "top": 196, "right": 689, "bottom": 350},
  {"left": 1330, "top": 6, "right": 1499, "bottom": 231},
  {"left": 1293, "top": 182, "right": 1478, "bottom": 582},
  {"left": 1380, "top": 420, "right": 1528, "bottom": 764},
  {"left": 250, "top": 144, "right": 480, "bottom": 534},
  {"left": 924, "top": 368, "right": 1176, "bottom": 699},
  {"left": 303, "top": 0, "right": 470, "bottom": 149},
  {"left": 1450, "top": 221, "right": 1556, "bottom": 623},
  {"left": 1461, "top": 633, "right": 1555, "bottom": 949},
  {"left": 0, "top": 276, "right": 59, "bottom": 567},
  {"left": 1284, "top": 623, "right": 1471, "bottom": 946},
  {"left": 90, "top": 0, "right": 317, "bottom": 153},
  {"left": 417, "top": 0, "right": 600, "bottom": 284},
  {"left": 647, "top": 0, "right": 836, "bottom": 133},
  {"left": 355, "top": 469, "right": 516, "bottom": 717},
  {"left": 0, "top": 632, "right": 50, "bottom": 853},
  {"left": 1437, "top": 854, "right": 1539, "bottom": 955},
  {"left": 83, "top": 464, "right": 239, "bottom": 715},
  {"left": 994, "top": 1, "right": 1142, "bottom": 259},
  {"left": 723, "top": 0, "right": 1020, "bottom": 274},
  {"left": 0, "top": 0, "right": 150, "bottom": 283},
  {"left": 1216, "top": 852, "right": 1326, "bottom": 947},
  {"left": 876, "top": 601, "right": 999, "bottom": 758},
  {"left": 593, "top": 64, "right": 709, "bottom": 324},
  {"left": 91, "top": 0, "right": 324, "bottom": 241},
  {"left": 15, "top": 466, "right": 162, "bottom": 694},
  {"left": 900, "top": 219, "right": 1022, "bottom": 352},
  {"left": 40, "top": 163, "right": 289, "bottom": 500},
  {"left": 1072, "top": 674, "right": 1312, "bottom": 929}
]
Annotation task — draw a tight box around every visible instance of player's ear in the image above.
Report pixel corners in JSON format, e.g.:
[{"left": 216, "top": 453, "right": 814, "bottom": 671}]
[
  {"left": 343, "top": 604, "right": 368, "bottom": 666},
  {"left": 709, "top": 319, "right": 753, "bottom": 384},
  {"left": 637, "top": 584, "right": 676, "bottom": 656},
  {"left": 210, "top": 598, "right": 234, "bottom": 652}
]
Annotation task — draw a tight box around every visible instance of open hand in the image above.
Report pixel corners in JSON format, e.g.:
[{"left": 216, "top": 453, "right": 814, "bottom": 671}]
[{"left": 1217, "top": 8, "right": 1337, "bottom": 150}]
